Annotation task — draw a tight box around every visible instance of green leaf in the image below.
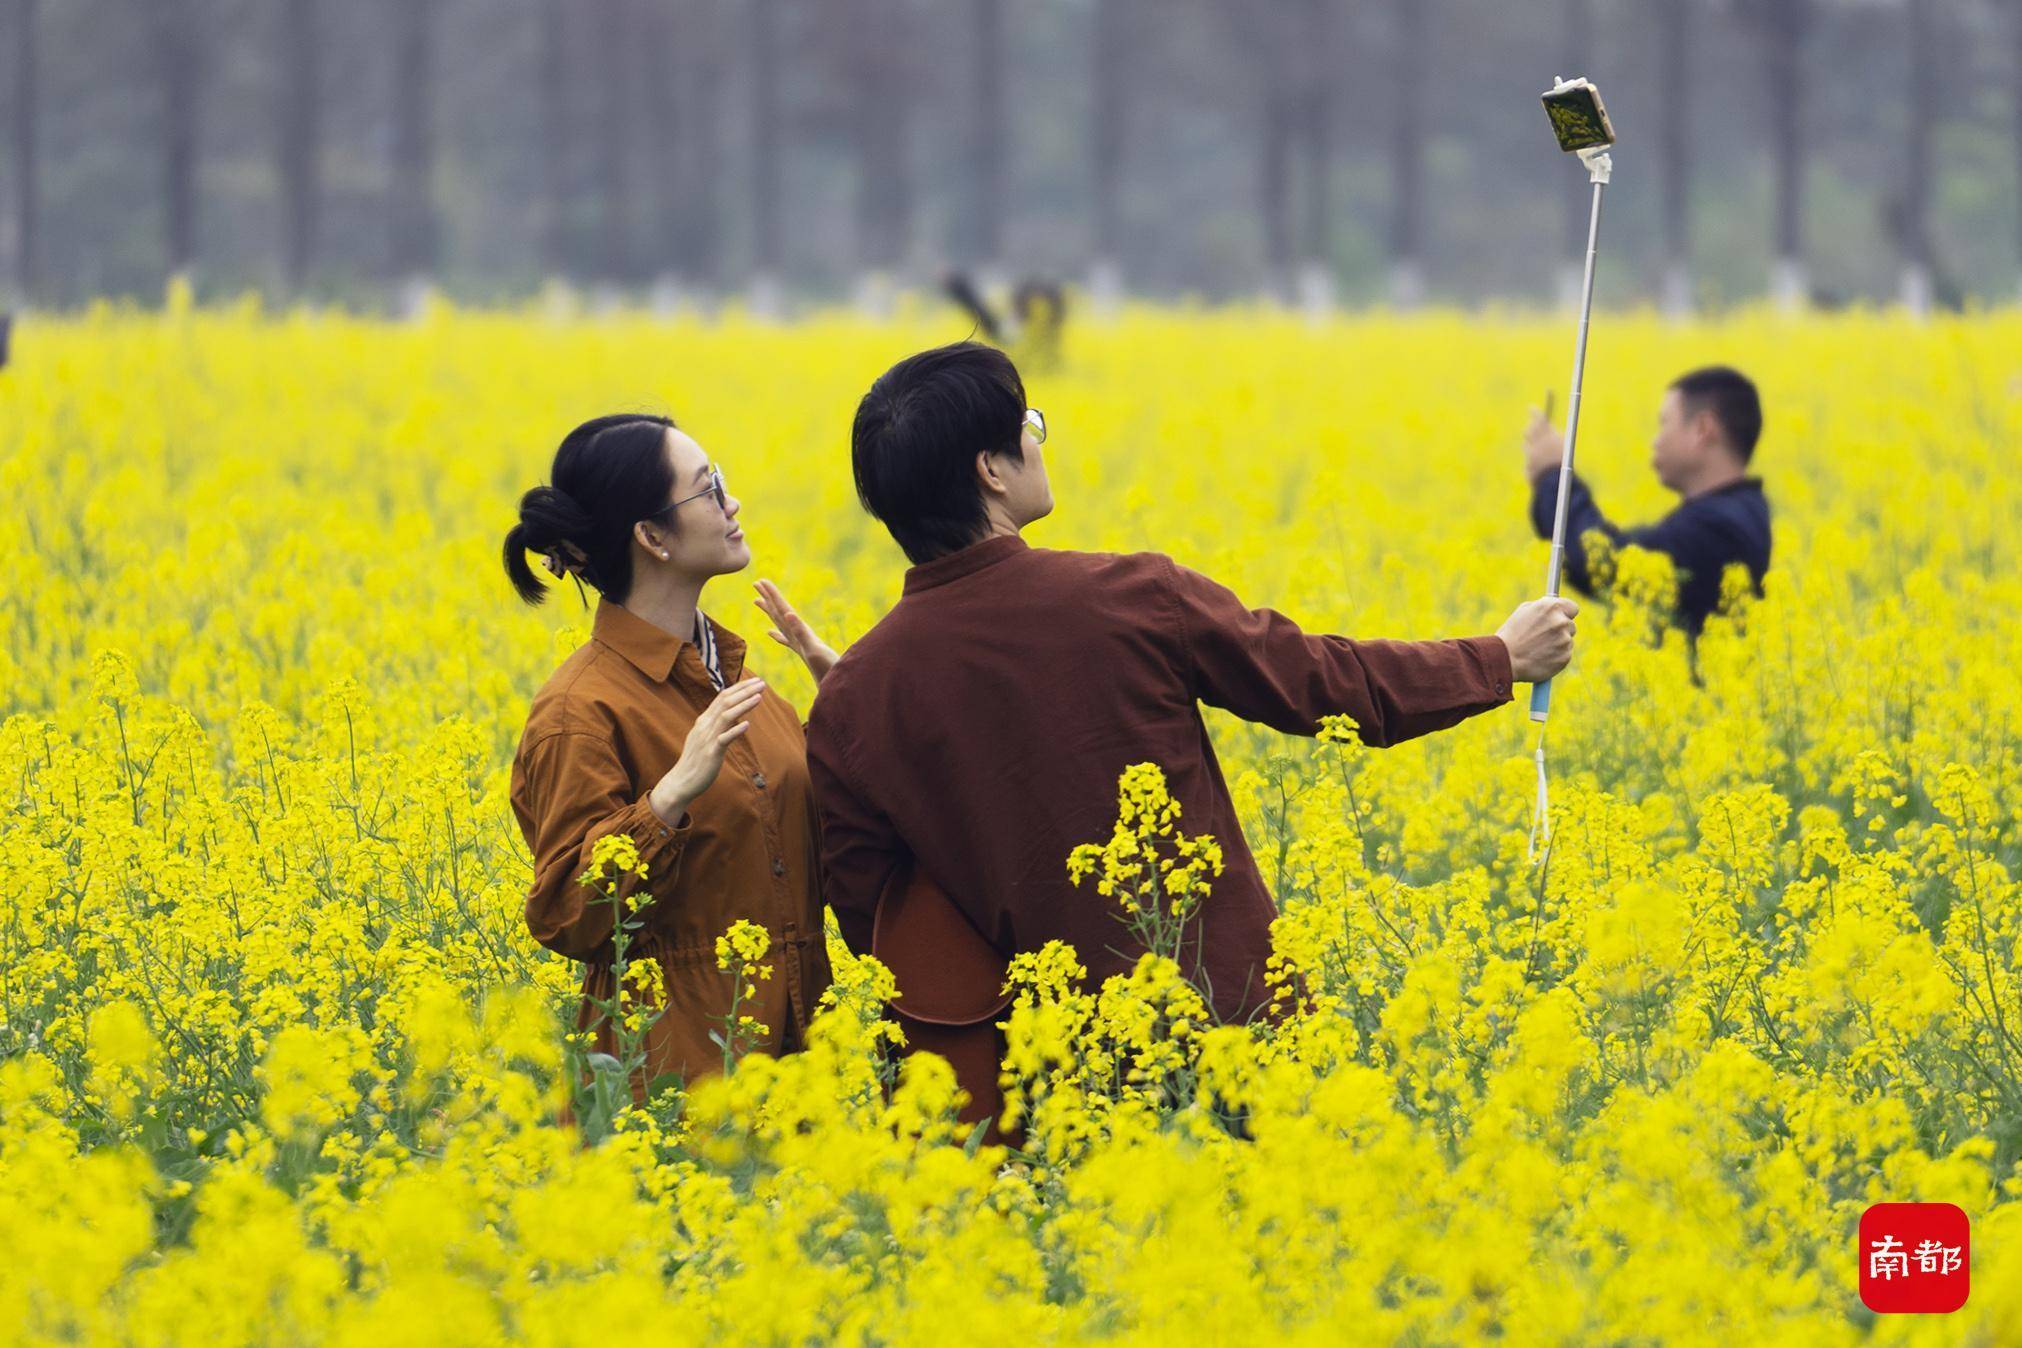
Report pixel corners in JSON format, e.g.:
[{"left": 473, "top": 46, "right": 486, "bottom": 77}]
[{"left": 962, "top": 1117, "right": 993, "bottom": 1158}]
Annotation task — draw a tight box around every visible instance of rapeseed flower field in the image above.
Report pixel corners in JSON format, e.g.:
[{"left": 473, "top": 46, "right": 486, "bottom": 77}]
[{"left": 3, "top": 293, "right": 2019, "bottom": 1343}]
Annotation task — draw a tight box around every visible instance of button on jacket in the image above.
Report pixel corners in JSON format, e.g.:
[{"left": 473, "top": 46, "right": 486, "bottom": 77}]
[
  {"left": 509, "top": 596, "right": 831, "bottom": 1091},
  {"left": 805, "top": 534, "right": 1513, "bottom": 1025}
]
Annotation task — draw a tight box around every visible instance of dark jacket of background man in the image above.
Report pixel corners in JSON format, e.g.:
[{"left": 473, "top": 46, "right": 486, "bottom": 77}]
[
  {"left": 1525, "top": 365, "right": 1773, "bottom": 636},
  {"left": 1527, "top": 470, "right": 1771, "bottom": 634}
]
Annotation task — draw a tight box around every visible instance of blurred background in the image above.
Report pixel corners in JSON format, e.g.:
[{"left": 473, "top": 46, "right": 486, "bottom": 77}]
[{"left": 1, "top": 0, "right": 2018, "bottom": 314}]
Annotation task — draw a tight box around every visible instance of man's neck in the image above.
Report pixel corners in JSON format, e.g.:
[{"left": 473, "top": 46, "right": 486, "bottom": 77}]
[
  {"left": 976, "top": 508, "right": 1025, "bottom": 542},
  {"left": 1678, "top": 462, "right": 1748, "bottom": 502}
]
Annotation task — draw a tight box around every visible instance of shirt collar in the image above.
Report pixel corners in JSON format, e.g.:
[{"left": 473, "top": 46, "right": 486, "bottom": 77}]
[
  {"left": 1688, "top": 475, "right": 1765, "bottom": 503},
  {"left": 902, "top": 533, "right": 1030, "bottom": 596},
  {"left": 592, "top": 596, "right": 746, "bottom": 685}
]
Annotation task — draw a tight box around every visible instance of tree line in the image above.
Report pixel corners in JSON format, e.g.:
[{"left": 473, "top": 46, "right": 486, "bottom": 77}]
[{"left": 0, "top": 0, "right": 2017, "bottom": 311}]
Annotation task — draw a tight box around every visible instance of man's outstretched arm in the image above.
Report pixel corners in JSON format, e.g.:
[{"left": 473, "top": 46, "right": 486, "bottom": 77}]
[{"left": 1161, "top": 558, "right": 1574, "bottom": 748}]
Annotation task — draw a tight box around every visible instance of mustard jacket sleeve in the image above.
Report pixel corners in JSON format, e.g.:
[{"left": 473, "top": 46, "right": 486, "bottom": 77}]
[{"left": 509, "top": 729, "right": 693, "bottom": 961}]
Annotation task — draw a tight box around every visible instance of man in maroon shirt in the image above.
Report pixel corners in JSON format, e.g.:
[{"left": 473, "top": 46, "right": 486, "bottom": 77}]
[{"left": 806, "top": 343, "right": 1576, "bottom": 1030}]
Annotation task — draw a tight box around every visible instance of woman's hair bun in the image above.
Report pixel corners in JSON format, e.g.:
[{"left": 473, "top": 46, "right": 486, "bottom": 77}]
[{"left": 502, "top": 414, "right": 679, "bottom": 608}]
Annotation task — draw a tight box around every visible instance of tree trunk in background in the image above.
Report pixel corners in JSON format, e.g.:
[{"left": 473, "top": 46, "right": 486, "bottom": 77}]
[
  {"left": 1761, "top": 0, "right": 1807, "bottom": 309},
  {"left": 539, "top": 0, "right": 569, "bottom": 280},
  {"left": 1387, "top": 0, "right": 1426, "bottom": 307},
  {"left": 1555, "top": 0, "right": 1591, "bottom": 309},
  {"left": 642, "top": 0, "right": 679, "bottom": 297},
  {"left": 1656, "top": 0, "right": 1689, "bottom": 314},
  {"left": 1900, "top": 0, "right": 1934, "bottom": 313},
  {"left": 389, "top": 0, "right": 439, "bottom": 306},
  {"left": 1089, "top": 0, "right": 1125, "bottom": 306},
  {"left": 2014, "top": 0, "right": 2022, "bottom": 297},
  {"left": 849, "top": 0, "right": 909, "bottom": 304},
  {"left": 8, "top": 0, "right": 39, "bottom": 304},
  {"left": 1259, "top": 34, "right": 1293, "bottom": 300},
  {"left": 593, "top": 0, "right": 635, "bottom": 290},
  {"left": 156, "top": 0, "right": 201, "bottom": 286},
  {"left": 970, "top": 0, "right": 1005, "bottom": 273},
  {"left": 1236, "top": 0, "right": 1298, "bottom": 297},
  {"left": 1298, "top": 0, "right": 1335, "bottom": 314},
  {"left": 672, "top": 0, "right": 722, "bottom": 293},
  {"left": 747, "top": 0, "right": 781, "bottom": 307},
  {"left": 278, "top": 0, "right": 319, "bottom": 297}
]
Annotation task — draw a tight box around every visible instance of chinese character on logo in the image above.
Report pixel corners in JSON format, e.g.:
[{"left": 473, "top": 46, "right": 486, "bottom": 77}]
[
  {"left": 1868, "top": 1234, "right": 1909, "bottom": 1282},
  {"left": 1859, "top": 1203, "right": 1969, "bottom": 1314}
]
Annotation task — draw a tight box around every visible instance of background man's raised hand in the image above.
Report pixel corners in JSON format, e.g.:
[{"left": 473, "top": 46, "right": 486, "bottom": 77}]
[{"left": 1524, "top": 408, "right": 1563, "bottom": 482}]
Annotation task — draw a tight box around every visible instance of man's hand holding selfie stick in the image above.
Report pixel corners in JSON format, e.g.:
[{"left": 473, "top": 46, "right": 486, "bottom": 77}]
[{"left": 1498, "top": 596, "right": 1579, "bottom": 684}]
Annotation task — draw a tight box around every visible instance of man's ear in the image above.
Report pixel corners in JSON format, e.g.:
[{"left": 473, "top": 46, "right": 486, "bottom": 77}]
[
  {"left": 975, "top": 449, "right": 1008, "bottom": 497},
  {"left": 1691, "top": 407, "right": 1722, "bottom": 452}
]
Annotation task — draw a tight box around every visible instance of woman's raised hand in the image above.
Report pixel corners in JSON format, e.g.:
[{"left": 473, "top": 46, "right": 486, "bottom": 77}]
[
  {"left": 650, "top": 675, "right": 766, "bottom": 825},
  {"left": 752, "top": 579, "right": 840, "bottom": 684}
]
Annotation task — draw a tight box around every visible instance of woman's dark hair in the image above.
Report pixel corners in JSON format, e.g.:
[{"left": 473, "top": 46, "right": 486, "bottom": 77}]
[
  {"left": 504, "top": 414, "right": 677, "bottom": 606},
  {"left": 851, "top": 342, "right": 1026, "bottom": 564}
]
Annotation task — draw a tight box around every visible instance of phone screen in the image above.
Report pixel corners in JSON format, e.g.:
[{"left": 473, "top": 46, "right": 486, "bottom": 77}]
[{"left": 1542, "top": 83, "right": 1614, "bottom": 152}]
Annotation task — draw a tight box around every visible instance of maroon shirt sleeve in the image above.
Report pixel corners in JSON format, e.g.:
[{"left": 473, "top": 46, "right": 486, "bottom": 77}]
[
  {"left": 1160, "top": 556, "right": 1514, "bottom": 747},
  {"left": 805, "top": 705, "right": 901, "bottom": 957}
]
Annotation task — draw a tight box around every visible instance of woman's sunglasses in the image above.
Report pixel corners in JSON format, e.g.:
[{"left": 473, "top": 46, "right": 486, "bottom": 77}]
[
  {"left": 644, "top": 464, "right": 728, "bottom": 522},
  {"left": 1024, "top": 408, "right": 1047, "bottom": 445}
]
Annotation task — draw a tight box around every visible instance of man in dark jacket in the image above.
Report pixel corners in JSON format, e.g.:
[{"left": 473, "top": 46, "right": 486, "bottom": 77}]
[
  {"left": 806, "top": 342, "right": 1577, "bottom": 1031},
  {"left": 1525, "top": 365, "right": 1772, "bottom": 635}
]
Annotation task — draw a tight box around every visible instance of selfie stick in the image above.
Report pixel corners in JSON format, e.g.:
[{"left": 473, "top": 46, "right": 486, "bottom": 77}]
[
  {"left": 1526, "top": 77, "right": 1614, "bottom": 862},
  {"left": 1531, "top": 86, "right": 1612, "bottom": 725}
]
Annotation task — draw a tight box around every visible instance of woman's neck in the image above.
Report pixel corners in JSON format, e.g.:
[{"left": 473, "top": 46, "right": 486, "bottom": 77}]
[{"left": 620, "top": 571, "right": 708, "bottom": 644}]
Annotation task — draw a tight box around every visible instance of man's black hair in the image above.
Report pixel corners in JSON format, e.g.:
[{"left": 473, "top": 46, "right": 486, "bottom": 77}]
[
  {"left": 852, "top": 342, "right": 1027, "bottom": 564},
  {"left": 1670, "top": 366, "right": 1762, "bottom": 463}
]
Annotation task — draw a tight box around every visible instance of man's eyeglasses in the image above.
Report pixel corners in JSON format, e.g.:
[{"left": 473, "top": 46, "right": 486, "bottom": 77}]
[
  {"left": 1024, "top": 408, "right": 1047, "bottom": 445},
  {"left": 645, "top": 464, "right": 728, "bottom": 522}
]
